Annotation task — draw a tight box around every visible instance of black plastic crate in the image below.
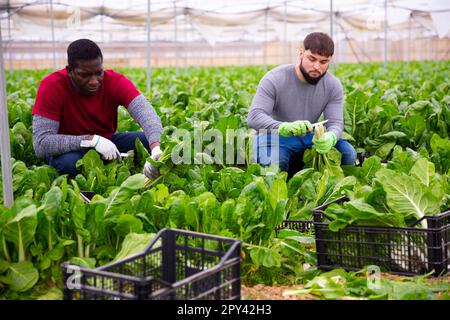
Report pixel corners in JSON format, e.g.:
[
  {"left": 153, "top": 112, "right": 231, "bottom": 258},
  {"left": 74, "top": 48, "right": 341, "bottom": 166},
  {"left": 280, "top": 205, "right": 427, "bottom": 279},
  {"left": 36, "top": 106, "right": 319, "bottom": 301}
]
[
  {"left": 80, "top": 191, "right": 95, "bottom": 203},
  {"left": 276, "top": 220, "right": 314, "bottom": 235},
  {"left": 61, "top": 228, "right": 242, "bottom": 300},
  {"left": 313, "top": 197, "right": 450, "bottom": 276},
  {"left": 355, "top": 151, "right": 369, "bottom": 167},
  {"left": 356, "top": 151, "right": 388, "bottom": 167}
]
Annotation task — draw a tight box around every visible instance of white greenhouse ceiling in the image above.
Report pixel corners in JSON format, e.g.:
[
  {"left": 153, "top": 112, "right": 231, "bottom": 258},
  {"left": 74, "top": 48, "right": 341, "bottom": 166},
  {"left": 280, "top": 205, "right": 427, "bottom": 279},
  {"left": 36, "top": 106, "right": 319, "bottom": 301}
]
[{"left": 0, "top": 0, "right": 449, "bottom": 43}]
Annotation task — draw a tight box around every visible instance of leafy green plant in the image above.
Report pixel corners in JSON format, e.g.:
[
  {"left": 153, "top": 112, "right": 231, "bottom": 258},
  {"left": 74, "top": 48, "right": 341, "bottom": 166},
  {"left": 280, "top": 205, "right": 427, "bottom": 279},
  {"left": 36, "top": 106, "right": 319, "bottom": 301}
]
[
  {"left": 283, "top": 268, "right": 450, "bottom": 300},
  {"left": 1, "top": 62, "right": 449, "bottom": 298}
]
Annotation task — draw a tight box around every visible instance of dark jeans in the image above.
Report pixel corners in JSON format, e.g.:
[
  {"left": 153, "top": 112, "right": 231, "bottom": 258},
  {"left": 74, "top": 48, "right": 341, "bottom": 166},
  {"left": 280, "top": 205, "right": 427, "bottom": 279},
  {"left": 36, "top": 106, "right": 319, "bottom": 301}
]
[
  {"left": 254, "top": 132, "right": 357, "bottom": 177},
  {"left": 46, "top": 132, "right": 149, "bottom": 177}
]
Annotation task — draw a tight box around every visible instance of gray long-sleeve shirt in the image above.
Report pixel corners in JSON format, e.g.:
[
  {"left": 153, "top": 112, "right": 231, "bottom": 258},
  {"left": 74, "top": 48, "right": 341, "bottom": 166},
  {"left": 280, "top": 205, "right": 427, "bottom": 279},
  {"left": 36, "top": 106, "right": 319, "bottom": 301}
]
[
  {"left": 33, "top": 94, "right": 163, "bottom": 158},
  {"left": 247, "top": 64, "right": 344, "bottom": 139}
]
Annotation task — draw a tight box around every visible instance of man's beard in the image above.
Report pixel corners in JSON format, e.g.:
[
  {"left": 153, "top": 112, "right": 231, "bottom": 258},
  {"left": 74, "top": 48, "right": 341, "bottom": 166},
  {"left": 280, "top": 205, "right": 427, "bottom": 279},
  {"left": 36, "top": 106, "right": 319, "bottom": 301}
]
[{"left": 300, "top": 61, "right": 327, "bottom": 85}]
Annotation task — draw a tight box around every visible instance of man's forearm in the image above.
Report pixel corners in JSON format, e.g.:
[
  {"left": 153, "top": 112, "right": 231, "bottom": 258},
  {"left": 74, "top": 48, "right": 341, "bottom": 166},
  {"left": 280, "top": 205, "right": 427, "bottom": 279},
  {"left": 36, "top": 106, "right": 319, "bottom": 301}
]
[
  {"left": 149, "top": 141, "right": 160, "bottom": 150},
  {"left": 32, "top": 114, "right": 87, "bottom": 158},
  {"left": 323, "top": 106, "right": 344, "bottom": 140},
  {"left": 324, "top": 84, "right": 344, "bottom": 140},
  {"left": 247, "top": 77, "right": 282, "bottom": 132},
  {"left": 247, "top": 108, "right": 282, "bottom": 131},
  {"left": 127, "top": 94, "right": 163, "bottom": 147},
  {"left": 326, "top": 125, "right": 343, "bottom": 140}
]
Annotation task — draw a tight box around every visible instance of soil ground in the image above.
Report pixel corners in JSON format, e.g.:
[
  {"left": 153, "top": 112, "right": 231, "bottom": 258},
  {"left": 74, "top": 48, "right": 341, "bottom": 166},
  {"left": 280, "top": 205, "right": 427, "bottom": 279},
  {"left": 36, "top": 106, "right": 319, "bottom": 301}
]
[{"left": 241, "top": 273, "right": 450, "bottom": 300}]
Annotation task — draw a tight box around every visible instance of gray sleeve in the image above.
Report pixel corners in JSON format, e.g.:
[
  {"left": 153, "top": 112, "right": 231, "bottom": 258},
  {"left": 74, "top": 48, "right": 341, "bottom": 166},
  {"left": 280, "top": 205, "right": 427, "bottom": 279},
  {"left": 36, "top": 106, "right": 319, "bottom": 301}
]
[
  {"left": 247, "top": 77, "right": 283, "bottom": 131},
  {"left": 127, "top": 94, "right": 163, "bottom": 145},
  {"left": 32, "top": 114, "right": 88, "bottom": 158},
  {"left": 323, "top": 81, "right": 344, "bottom": 140}
]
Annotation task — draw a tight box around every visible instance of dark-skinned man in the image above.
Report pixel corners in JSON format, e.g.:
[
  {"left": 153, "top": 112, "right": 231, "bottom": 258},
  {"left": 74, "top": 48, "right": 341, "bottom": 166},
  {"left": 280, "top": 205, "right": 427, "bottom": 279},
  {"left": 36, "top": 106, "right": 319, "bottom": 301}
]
[{"left": 32, "top": 39, "right": 162, "bottom": 179}]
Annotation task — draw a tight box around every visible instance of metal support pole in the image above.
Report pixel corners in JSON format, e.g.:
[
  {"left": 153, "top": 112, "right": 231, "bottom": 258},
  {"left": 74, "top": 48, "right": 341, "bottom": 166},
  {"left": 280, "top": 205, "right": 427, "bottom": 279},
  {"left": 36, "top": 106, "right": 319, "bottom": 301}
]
[
  {"left": 7, "top": 2, "right": 12, "bottom": 71},
  {"left": 429, "top": 36, "right": 432, "bottom": 61},
  {"left": 184, "top": 5, "right": 188, "bottom": 70},
  {"left": 330, "top": 0, "right": 333, "bottom": 40},
  {"left": 407, "top": 13, "right": 411, "bottom": 64},
  {"left": 384, "top": 0, "right": 388, "bottom": 67},
  {"left": 330, "top": 0, "right": 335, "bottom": 72},
  {"left": 173, "top": 0, "right": 178, "bottom": 74},
  {"left": 283, "top": 0, "right": 287, "bottom": 64},
  {"left": 100, "top": 3, "right": 104, "bottom": 43},
  {"left": 334, "top": 13, "right": 339, "bottom": 71},
  {"left": 146, "top": 0, "right": 152, "bottom": 94},
  {"left": 0, "top": 25, "right": 14, "bottom": 208},
  {"left": 126, "top": 0, "right": 131, "bottom": 42},
  {"left": 50, "top": 0, "right": 56, "bottom": 69},
  {"left": 264, "top": 7, "right": 268, "bottom": 72}
]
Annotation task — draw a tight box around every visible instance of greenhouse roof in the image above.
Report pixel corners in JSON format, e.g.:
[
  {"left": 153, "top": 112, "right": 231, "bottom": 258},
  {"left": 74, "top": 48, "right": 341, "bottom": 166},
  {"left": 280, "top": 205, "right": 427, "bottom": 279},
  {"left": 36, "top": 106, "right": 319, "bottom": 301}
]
[{"left": 0, "top": 0, "right": 449, "bottom": 43}]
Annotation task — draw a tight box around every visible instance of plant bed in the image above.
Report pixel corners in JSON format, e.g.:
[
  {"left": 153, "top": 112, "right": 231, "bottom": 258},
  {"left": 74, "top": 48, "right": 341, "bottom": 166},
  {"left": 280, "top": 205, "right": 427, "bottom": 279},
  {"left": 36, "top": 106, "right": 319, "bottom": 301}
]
[
  {"left": 61, "top": 228, "right": 242, "bottom": 300},
  {"left": 243, "top": 271, "right": 450, "bottom": 300},
  {"left": 312, "top": 197, "right": 450, "bottom": 276}
]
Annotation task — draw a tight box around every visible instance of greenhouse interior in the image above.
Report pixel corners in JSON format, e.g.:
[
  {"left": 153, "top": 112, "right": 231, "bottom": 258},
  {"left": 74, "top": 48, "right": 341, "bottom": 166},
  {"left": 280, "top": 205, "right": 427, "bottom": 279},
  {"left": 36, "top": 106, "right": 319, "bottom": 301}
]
[{"left": 0, "top": 0, "right": 449, "bottom": 302}]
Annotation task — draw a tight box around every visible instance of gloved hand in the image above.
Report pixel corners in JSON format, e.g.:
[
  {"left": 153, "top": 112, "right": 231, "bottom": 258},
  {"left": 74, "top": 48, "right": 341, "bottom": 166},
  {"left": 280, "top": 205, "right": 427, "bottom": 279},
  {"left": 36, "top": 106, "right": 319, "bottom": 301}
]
[
  {"left": 313, "top": 131, "right": 337, "bottom": 154},
  {"left": 80, "top": 135, "right": 120, "bottom": 160},
  {"left": 278, "top": 120, "right": 313, "bottom": 137},
  {"left": 143, "top": 146, "right": 162, "bottom": 180}
]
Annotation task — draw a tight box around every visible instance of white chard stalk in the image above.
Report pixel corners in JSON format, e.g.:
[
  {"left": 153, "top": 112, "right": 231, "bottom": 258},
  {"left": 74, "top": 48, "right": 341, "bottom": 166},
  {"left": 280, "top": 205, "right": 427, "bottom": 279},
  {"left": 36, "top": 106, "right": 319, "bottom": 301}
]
[
  {"left": 312, "top": 123, "right": 326, "bottom": 172},
  {"left": 314, "top": 123, "right": 324, "bottom": 140}
]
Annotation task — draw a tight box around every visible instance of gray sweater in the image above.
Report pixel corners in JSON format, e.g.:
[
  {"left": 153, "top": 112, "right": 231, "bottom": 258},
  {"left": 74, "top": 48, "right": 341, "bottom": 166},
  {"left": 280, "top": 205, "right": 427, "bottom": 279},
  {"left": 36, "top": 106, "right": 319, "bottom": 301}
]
[
  {"left": 33, "top": 94, "right": 163, "bottom": 158},
  {"left": 247, "top": 64, "right": 344, "bottom": 139}
]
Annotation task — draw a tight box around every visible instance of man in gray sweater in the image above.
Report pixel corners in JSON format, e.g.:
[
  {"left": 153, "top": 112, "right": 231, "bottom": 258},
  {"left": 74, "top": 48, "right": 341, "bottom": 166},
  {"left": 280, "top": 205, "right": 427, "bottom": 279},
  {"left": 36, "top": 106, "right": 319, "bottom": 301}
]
[
  {"left": 32, "top": 39, "right": 163, "bottom": 178},
  {"left": 248, "top": 32, "right": 356, "bottom": 176}
]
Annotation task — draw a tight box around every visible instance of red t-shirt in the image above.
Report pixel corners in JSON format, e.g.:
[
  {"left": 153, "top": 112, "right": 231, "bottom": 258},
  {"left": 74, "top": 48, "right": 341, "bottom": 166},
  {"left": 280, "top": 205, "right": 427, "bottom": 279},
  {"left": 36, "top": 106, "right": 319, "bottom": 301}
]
[{"left": 32, "top": 69, "right": 140, "bottom": 139}]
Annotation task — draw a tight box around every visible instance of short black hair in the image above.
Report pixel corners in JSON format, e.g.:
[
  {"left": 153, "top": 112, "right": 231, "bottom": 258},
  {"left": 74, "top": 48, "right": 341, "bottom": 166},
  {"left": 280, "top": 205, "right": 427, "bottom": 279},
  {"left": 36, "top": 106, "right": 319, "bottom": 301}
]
[
  {"left": 67, "top": 39, "right": 103, "bottom": 68},
  {"left": 303, "top": 32, "right": 334, "bottom": 57}
]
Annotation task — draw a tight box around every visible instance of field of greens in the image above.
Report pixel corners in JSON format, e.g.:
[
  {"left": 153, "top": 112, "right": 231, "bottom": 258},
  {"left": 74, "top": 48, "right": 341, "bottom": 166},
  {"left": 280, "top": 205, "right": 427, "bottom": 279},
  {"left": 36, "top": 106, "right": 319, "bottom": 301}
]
[{"left": 0, "top": 61, "right": 449, "bottom": 300}]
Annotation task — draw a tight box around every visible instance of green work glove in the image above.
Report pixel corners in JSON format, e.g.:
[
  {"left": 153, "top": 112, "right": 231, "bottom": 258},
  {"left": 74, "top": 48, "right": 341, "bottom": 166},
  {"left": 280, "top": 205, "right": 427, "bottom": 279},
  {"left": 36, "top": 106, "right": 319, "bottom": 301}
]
[
  {"left": 313, "top": 131, "right": 337, "bottom": 154},
  {"left": 278, "top": 120, "right": 313, "bottom": 137}
]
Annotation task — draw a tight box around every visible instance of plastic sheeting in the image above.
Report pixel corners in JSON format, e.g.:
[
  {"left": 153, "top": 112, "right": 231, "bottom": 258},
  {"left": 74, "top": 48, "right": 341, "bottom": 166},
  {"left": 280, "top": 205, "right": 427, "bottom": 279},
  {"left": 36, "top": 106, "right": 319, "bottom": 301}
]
[
  {"left": 0, "top": 0, "right": 449, "bottom": 43},
  {"left": 430, "top": 11, "right": 450, "bottom": 38}
]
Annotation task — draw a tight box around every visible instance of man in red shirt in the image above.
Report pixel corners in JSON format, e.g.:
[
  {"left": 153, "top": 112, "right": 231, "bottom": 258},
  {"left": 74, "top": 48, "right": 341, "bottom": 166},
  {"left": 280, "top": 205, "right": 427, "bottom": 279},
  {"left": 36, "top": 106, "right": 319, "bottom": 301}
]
[{"left": 32, "top": 39, "right": 162, "bottom": 178}]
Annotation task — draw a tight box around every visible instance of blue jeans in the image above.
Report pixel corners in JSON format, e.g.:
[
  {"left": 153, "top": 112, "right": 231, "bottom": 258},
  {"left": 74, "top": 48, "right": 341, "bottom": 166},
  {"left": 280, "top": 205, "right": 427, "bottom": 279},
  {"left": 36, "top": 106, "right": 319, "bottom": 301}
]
[
  {"left": 46, "top": 132, "right": 150, "bottom": 177},
  {"left": 254, "top": 133, "right": 356, "bottom": 173}
]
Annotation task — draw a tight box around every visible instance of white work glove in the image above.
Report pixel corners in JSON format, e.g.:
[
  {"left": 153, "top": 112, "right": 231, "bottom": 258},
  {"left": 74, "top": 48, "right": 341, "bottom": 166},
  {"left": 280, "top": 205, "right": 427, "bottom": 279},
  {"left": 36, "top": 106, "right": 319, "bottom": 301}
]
[
  {"left": 143, "top": 146, "right": 162, "bottom": 180},
  {"left": 80, "top": 135, "right": 120, "bottom": 160}
]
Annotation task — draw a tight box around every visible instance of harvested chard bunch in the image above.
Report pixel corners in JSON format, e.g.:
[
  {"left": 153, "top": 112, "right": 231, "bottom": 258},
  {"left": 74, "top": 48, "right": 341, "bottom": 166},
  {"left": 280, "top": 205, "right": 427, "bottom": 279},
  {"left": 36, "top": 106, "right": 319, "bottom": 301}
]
[
  {"left": 312, "top": 123, "right": 332, "bottom": 172},
  {"left": 143, "top": 146, "right": 172, "bottom": 189}
]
